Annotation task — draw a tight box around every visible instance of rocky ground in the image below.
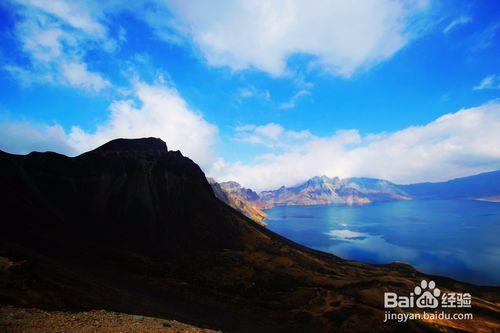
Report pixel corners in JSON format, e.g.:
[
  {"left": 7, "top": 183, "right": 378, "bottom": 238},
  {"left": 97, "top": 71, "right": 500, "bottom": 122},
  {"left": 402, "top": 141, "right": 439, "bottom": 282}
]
[{"left": 0, "top": 306, "right": 218, "bottom": 333}]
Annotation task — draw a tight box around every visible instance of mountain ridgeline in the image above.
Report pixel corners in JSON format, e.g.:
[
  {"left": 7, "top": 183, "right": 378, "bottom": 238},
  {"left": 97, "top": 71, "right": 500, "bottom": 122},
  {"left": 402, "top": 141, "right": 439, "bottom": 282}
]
[
  {"left": 0, "top": 138, "right": 499, "bottom": 332},
  {"left": 207, "top": 178, "right": 270, "bottom": 225},
  {"left": 399, "top": 170, "right": 500, "bottom": 201},
  {"left": 210, "top": 171, "right": 500, "bottom": 216},
  {"left": 260, "top": 176, "right": 410, "bottom": 206}
]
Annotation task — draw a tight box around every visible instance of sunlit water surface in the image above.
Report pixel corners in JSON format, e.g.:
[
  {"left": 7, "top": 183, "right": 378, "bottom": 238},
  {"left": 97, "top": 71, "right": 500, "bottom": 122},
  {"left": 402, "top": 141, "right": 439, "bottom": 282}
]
[{"left": 265, "top": 200, "right": 500, "bottom": 285}]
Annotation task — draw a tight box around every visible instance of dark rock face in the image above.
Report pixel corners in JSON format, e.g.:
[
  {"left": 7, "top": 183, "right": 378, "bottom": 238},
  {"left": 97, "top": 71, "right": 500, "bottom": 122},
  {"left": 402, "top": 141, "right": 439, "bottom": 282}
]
[
  {"left": 0, "top": 138, "right": 242, "bottom": 255},
  {"left": 92, "top": 137, "right": 169, "bottom": 153},
  {"left": 0, "top": 138, "right": 498, "bottom": 333}
]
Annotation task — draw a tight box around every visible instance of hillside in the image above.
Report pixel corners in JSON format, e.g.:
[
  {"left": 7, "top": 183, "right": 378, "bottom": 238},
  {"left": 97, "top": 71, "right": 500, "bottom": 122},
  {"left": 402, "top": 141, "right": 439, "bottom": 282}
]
[
  {"left": 208, "top": 178, "right": 268, "bottom": 225},
  {"left": 0, "top": 138, "right": 498, "bottom": 333}
]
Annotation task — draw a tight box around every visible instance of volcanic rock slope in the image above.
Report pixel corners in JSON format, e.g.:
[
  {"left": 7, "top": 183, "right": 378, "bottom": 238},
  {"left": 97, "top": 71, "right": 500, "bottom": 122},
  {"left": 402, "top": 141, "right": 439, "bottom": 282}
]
[
  {"left": 208, "top": 178, "right": 269, "bottom": 225},
  {"left": 0, "top": 138, "right": 498, "bottom": 333}
]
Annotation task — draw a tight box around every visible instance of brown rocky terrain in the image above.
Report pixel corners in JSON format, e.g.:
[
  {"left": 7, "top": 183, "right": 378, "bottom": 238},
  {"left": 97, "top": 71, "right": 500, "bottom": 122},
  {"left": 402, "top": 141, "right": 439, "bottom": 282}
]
[
  {"left": 0, "top": 306, "right": 217, "bottom": 333},
  {"left": 0, "top": 138, "right": 498, "bottom": 332},
  {"left": 208, "top": 178, "right": 269, "bottom": 225}
]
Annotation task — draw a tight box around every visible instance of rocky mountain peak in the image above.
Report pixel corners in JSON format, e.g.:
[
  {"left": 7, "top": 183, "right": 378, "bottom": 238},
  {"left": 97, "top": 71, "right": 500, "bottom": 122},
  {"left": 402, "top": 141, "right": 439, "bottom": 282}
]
[
  {"left": 91, "top": 137, "right": 168, "bottom": 154},
  {"left": 219, "top": 181, "right": 242, "bottom": 190}
]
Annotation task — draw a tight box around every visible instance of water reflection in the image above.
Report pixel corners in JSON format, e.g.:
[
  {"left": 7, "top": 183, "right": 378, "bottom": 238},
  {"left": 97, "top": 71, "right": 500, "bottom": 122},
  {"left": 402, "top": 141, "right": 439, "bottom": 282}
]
[
  {"left": 324, "top": 229, "right": 419, "bottom": 263},
  {"left": 265, "top": 200, "right": 500, "bottom": 286}
]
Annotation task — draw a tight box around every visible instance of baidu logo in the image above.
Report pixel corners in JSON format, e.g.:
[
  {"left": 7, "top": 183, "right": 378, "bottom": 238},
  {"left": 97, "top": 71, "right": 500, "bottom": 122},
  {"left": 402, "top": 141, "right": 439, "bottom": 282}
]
[
  {"left": 414, "top": 280, "right": 440, "bottom": 308},
  {"left": 384, "top": 279, "right": 471, "bottom": 309}
]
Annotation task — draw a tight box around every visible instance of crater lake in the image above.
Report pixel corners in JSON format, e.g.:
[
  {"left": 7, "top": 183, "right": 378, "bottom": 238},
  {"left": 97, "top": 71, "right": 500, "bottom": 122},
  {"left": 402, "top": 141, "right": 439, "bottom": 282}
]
[{"left": 265, "top": 199, "right": 500, "bottom": 285}]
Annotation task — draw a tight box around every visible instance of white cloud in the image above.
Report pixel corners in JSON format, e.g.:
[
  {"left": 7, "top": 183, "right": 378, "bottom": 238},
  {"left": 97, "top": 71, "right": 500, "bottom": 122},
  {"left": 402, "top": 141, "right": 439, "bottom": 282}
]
[
  {"left": 237, "top": 86, "right": 271, "bottom": 101},
  {"left": 443, "top": 16, "right": 471, "bottom": 34},
  {"left": 17, "top": 0, "right": 107, "bottom": 36},
  {"left": 5, "top": 0, "right": 114, "bottom": 91},
  {"left": 214, "top": 102, "right": 500, "bottom": 191},
  {"left": 0, "top": 121, "right": 77, "bottom": 156},
  {"left": 3, "top": 65, "right": 51, "bottom": 86},
  {"left": 68, "top": 81, "right": 219, "bottom": 167},
  {"left": 254, "top": 123, "right": 284, "bottom": 140},
  {"left": 473, "top": 75, "right": 500, "bottom": 90},
  {"left": 238, "top": 87, "right": 255, "bottom": 99},
  {"left": 4, "top": 0, "right": 434, "bottom": 89},
  {"left": 3, "top": 100, "right": 500, "bottom": 192},
  {"left": 235, "top": 122, "right": 312, "bottom": 148},
  {"left": 279, "top": 74, "right": 314, "bottom": 109},
  {"left": 0, "top": 80, "right": 219, "bottom": 170},
  {"left": 279, "top": 89, "right": 310, "bottom": 109},
  {"left": 163, "top": 0, "right": 431, "bottom": 77},
  {"left": 60, "top": 62, "right": 110, "bottom": 92}
]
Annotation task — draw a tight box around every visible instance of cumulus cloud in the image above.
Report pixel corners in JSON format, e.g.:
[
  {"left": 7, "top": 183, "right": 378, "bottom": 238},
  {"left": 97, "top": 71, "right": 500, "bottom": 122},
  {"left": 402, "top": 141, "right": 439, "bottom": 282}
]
[
  {"left": 163, "top": 0, "right": 431, "bottom": 77},
  {"left": 0, "top": 80, "right": 219, "bottom": 169},
  {"left": 253, "top": 123, "right": 284, "bottom": 140},
  {"left": 2, "top": 99, "right": 500, "bottom": 192},
  {"left": 4, "top": 0, "right": 434, "bottom": 88},
  {"left": 0, "top": 121, "right": 77, "bottom": 156},
  {"left": 473, "top": 75, "right": 500, "bottom": 90},
  {"left": 68, "top": 81, "right": 219, "bottom": 167},
  {"left": 17, "top": 0, "right": 107, "bottom": 36},
  {"left": 60, "top": 61, "right": 110, "bottom": 92},
  {"left": 4, "top": 0, "right": 114, "bottom": 91},
  {"left": 235, "top": 123, "right": 312, "bottom": 148},
  {"left": 214, "top": 102, "right": 500, "bottom": 191}
]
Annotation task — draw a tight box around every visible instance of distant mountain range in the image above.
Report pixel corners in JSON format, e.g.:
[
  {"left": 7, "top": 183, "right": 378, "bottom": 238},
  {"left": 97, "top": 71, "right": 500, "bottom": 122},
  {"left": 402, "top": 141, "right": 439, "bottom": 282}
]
[
  {"left": 1, "top": 138, "right": 499, "bottom": 332},
  {"left": 400, "top": 170, "right": 500, "bottom": 201},
  {"left": 210, "top": 171, "right": 500, "bottom": 222},
  {"left": 260, "top": 176, "right": 411, "bottom": 206}
]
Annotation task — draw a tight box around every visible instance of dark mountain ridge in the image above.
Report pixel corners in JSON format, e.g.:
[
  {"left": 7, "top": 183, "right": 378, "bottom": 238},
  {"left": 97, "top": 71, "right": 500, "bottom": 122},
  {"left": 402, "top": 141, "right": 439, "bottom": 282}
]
[
  {"left": 0, "top": 138, "right": 242, "bottom": 255},
  {"left": 0, "top": 138, "right": 498, "bottom": 332}
]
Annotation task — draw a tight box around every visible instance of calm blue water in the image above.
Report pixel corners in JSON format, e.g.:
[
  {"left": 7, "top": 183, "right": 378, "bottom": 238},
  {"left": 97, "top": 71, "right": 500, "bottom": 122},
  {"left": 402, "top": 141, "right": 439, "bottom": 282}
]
[{"left": 265, "top": 200, "right": 500, "bottom": 286}]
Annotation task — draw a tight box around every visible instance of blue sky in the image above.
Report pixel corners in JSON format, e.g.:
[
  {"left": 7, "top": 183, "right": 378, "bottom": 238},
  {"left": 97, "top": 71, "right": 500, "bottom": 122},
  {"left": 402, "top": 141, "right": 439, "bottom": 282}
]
[{"left": 0, "top": 0, "right": 499, "bottom": 190}]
